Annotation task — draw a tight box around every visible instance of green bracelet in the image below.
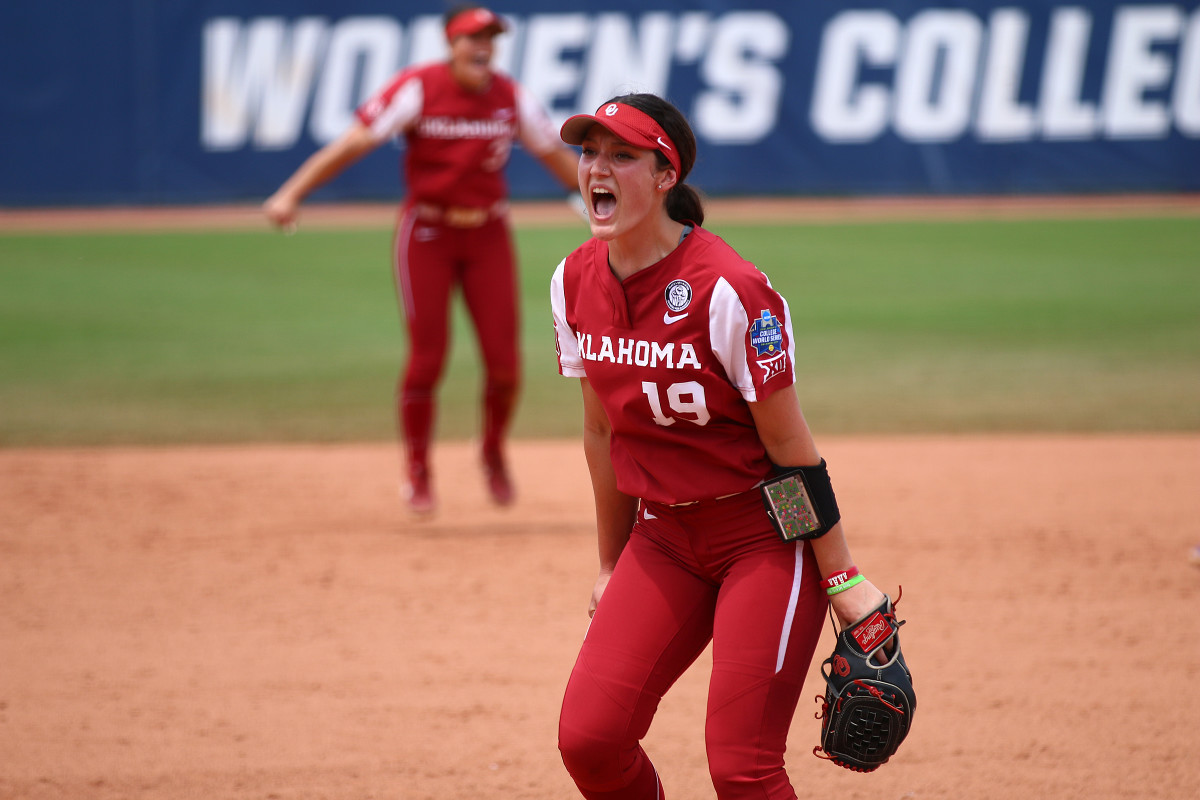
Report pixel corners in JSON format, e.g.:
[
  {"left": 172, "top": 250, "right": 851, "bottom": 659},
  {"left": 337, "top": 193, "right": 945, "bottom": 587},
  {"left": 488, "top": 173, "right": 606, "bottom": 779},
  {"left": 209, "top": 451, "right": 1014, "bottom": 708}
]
[{"left": 826, "top": 573, "right": 865, "bottom": 596}]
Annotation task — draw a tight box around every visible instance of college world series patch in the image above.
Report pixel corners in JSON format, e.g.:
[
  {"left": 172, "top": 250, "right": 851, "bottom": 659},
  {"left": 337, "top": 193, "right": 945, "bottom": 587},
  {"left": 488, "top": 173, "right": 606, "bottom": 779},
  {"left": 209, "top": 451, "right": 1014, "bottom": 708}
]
[{"left": 749, "top": 309, "right": 788, "bottom": 381}]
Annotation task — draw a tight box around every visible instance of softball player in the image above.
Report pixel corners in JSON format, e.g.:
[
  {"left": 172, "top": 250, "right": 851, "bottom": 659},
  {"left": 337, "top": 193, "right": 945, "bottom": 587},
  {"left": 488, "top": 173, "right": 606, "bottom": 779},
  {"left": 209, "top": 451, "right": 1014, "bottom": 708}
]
[
  {"left": 550, "top": 94, "right": 893, "bottom": 799},
  {"left": 264, "top": 5, "right": 579, "bottom": 514}
]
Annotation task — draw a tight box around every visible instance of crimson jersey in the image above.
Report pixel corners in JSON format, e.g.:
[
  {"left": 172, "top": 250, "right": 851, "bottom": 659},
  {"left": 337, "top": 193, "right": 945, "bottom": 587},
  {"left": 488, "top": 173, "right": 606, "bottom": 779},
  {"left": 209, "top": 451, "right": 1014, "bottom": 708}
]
[
  {"left": 551, "top": 227, "right": 797, "bottom": 505},
  {"left": 355, "top": 62, "right": 560, "bottom": 208}
]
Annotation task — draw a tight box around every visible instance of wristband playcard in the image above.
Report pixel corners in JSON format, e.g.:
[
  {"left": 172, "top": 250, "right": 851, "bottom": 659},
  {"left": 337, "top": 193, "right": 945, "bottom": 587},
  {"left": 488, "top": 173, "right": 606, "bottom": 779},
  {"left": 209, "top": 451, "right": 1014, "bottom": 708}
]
[{"left": 761, "top": 471, "right": 825, "bottom": 542}]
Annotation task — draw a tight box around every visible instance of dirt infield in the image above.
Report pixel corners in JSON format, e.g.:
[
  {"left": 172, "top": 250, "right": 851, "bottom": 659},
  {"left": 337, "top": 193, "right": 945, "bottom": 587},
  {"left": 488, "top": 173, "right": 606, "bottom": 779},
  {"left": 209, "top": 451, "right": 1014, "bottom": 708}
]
[
  {"left": 3, "top": 436, "right": 1199, "bottom": 800},
  {"left": 3, "top": 198, "right": 1199, "bottom": 798}
]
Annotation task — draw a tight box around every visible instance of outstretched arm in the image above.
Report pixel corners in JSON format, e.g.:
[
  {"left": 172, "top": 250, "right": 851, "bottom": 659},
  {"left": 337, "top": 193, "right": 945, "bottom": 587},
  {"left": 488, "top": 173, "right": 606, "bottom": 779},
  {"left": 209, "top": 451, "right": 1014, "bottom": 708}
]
[
  {"left": 748, "top": 387, "right": 887, "bottom": 629},
  {"left": 263, "top": 122, "right": 380, "bottom": 229},
  {"left": 538, "top": 146, "right": 582, "bottom": 193},
  {"left": 580, "top": 377, "right": 638, "bottom": 617},
  {"left": 513, "top": 83, "right": 582, "bottom": 194}
]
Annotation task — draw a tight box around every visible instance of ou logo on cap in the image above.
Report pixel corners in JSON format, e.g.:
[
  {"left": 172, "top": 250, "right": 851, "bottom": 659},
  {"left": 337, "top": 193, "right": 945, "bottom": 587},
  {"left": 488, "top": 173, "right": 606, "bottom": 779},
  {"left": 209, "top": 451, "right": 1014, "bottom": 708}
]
[{"left": 605, "top": 104, "right": 619, "bottom": 116}]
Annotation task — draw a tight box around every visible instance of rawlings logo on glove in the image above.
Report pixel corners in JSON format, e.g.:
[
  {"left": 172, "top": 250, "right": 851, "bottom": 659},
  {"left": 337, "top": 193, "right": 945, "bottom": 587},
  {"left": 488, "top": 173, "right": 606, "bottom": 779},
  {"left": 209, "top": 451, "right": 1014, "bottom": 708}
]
[{"left": 814, "top": 592, "right": 916, "bottom": 772}]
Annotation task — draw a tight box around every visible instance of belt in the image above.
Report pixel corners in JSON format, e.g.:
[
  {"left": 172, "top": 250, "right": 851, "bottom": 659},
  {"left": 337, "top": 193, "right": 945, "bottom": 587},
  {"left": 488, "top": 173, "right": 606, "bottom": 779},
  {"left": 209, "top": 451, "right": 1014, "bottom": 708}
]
[{"left": 409, "top": 200, "right": 508, "bottom": 228}]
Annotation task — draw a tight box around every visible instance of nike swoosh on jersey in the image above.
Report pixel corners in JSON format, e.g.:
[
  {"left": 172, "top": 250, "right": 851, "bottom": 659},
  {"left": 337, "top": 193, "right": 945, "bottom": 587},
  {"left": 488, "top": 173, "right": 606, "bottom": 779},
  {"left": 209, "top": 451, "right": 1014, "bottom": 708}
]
[{"left": 663, "top": 311, "right": 688, "bottom": 324}]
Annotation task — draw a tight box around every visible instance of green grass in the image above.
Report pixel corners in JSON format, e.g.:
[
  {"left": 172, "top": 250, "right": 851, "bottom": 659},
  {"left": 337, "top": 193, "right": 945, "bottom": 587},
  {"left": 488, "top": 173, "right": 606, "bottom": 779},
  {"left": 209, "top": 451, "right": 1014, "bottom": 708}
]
[{"left": 1, "top": 215, "right": 1197, "bottom": 446}]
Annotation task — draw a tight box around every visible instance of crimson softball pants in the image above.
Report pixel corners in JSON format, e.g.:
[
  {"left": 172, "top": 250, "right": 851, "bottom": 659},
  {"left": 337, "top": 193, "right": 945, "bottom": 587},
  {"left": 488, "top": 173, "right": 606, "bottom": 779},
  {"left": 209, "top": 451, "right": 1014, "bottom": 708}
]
[
  {"left": 392, "top": 211, "right": 519, "bottom": 467},
  {"left": 558, "top": 491, "right": 827, "bottom": 800}
]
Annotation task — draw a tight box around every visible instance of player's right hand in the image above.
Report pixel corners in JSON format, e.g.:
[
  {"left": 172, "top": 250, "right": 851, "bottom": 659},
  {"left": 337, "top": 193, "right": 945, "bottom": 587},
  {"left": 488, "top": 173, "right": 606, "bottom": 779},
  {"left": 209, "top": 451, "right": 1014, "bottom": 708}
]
[
  {"left": 588, "top": 569, "right": 613, "bottom": 618},
  {"left": 262, "top": 192, "right": 299, "bottom": 230}
]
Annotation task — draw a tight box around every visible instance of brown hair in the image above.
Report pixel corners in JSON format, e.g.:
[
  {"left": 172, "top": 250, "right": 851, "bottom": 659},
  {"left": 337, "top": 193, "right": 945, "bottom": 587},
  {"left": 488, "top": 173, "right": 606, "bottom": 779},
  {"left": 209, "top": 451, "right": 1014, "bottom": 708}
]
[{"left": 605, "top": 93, "right": 705, "bottom": 227}]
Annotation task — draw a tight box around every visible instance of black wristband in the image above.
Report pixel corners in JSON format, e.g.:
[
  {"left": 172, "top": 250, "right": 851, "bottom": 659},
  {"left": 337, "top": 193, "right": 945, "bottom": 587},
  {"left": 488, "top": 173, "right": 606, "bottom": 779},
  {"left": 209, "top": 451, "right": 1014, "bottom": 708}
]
[{"left": 760, "top": 459, "right": 841, "bottom": 542}]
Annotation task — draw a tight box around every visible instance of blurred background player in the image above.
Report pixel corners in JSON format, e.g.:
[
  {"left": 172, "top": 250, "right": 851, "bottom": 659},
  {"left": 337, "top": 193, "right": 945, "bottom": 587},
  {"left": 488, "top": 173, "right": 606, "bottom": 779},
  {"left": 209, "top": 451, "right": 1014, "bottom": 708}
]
[{"left": 263, "top": 4, "right": 580, "bottom": 515}]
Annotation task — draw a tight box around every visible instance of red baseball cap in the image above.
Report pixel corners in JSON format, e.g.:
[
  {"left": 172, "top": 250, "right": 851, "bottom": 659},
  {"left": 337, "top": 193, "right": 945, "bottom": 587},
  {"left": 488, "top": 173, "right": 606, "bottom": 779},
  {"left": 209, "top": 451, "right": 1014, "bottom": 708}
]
[
  {"left": 560, "top": 102, "right": 682, "bottom": 175},
  {"left": 445, "top": 7, "right": 508, "bottom": 40}
]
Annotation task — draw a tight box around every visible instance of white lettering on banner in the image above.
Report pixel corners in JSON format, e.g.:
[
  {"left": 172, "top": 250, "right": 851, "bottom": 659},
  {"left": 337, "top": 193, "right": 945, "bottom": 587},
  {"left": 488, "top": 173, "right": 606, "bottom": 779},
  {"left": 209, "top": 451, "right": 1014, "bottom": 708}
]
[
  {"left": 812, "top": 4, "right": 1200, "bottom": 143},
  {"left": 894, "top": 10, "right": 982, "bottom": 142},
  {"left": 579, "top": 13, "right": 674, "bottom": 111},
  {"left": 203, "top": 17, "right": 329, "bottom": 151},
  {"left": 201, "top": 6, "right": 1200, "bottom": 153},
  {"left": 811, "top": 11, "right": 898, "bottom": 142},
  {"left": 1178, "top": 10, "right": 1200, "bottom": 135},
  {"left": 520, "top": 14, "right": 590, "bottom": 116},
  {"left": 1040, "top": 8, "right": 1098, "bottom": 139},
  {"left": 696, "top": 12, "right": 790, "bottom": 143},
  {"left": 199, "top": 11, "right": 787, "bottom": 151},
  {"left": 1103, "top": 5, "right": 1186, "bottom": 138},
  {"left": 310, "top": 17, "right": 400, "bottom": 143},
  {"left": 675, "top": 13, "right": 712, "bottom": 63},
  {"left": 977, "top": 9, "right": 1036, "bottom": 141}
]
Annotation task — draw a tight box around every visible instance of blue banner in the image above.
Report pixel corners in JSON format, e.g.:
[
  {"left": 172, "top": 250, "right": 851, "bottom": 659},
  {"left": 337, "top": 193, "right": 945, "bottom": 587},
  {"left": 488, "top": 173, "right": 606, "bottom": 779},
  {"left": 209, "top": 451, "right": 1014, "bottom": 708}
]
[{"left": 3, "top": 1, "right": 1198, "bottom": 205}]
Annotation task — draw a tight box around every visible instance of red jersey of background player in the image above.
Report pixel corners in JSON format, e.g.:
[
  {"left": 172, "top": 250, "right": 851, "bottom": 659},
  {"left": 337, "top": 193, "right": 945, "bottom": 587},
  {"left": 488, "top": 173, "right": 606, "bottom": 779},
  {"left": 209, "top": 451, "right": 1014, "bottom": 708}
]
[
  {"left": 355, "top": 62, "right": 560, "bottom": 209},
  {"left": 551, "top": 225, "right": 797, "bottom": 505}
]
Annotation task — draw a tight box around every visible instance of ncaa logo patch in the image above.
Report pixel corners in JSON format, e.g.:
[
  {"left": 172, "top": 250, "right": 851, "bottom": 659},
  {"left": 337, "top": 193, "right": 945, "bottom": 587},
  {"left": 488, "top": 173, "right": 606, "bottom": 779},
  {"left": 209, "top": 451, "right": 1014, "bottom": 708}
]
[
  {"left": 749, "top": 309, "right": 783, "bottom": 356},
  {"left": 750, "top": 309, "right": 788, "bottom": 383},
  {"left": 664, "top": 279, "right": 692, "bottom": 313}
]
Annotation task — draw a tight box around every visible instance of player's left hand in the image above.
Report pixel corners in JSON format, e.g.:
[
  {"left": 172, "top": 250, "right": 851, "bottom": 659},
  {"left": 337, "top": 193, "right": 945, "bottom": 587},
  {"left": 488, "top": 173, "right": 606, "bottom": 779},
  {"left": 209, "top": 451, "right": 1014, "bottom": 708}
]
[
  {"left": 814, "top": 591, "right": 915, "bottom": 772},
  {"left": 828, "top": 578, "right": 887, "bottom": 638}
]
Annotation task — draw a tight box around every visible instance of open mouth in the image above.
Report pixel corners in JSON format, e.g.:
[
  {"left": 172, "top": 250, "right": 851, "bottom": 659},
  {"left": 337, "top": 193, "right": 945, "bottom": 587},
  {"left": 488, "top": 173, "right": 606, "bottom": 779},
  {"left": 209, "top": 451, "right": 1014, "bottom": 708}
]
[{"left": 591, "top": 187, "right": 616, "bottom": 220}]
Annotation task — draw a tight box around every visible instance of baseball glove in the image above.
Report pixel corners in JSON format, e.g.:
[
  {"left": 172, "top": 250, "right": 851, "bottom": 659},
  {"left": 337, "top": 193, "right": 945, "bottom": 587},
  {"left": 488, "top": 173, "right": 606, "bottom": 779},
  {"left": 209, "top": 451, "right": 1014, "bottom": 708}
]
[{"left": 814, "top": 591, "right": 915, "bottom": 772}]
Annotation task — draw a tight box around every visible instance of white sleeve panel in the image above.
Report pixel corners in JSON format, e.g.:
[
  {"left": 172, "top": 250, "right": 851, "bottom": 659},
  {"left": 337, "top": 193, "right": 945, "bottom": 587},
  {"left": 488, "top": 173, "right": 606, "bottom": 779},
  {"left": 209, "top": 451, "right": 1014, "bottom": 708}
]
[
  {"left": 550, "top": 258, "right": 586, "bottom": 377},
  {"left": 709, "top": 277, "right": 756, "bottom": 401},
  {"left": 365, "top": 78, "right": 423, "bottom": 141},
  {"left": 766, "top": 273, "right": 799, "bottom": 391},
  {"left": 515, "top": 84, "right": 562, "bottom": 156},
  {"left": 781, "top": 294, "right": 797, "bottom": 387}
]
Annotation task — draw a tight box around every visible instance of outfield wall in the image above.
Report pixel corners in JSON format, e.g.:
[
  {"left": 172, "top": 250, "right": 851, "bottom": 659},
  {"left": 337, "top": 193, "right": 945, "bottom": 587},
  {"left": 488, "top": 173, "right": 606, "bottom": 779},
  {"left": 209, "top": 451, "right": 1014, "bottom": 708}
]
[{"left": 3, "top": 1, "right": 1198, "bottom": 205}]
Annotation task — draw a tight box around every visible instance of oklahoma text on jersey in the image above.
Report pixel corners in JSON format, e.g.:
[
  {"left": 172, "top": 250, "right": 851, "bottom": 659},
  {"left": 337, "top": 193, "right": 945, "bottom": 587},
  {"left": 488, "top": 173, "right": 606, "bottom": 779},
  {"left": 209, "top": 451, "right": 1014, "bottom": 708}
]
[
  {"left": 575, "top": 333, "right": 703, "bottom": 370},
  {"left": 417, "top": 115, "right": 515, "bottom": 139}
]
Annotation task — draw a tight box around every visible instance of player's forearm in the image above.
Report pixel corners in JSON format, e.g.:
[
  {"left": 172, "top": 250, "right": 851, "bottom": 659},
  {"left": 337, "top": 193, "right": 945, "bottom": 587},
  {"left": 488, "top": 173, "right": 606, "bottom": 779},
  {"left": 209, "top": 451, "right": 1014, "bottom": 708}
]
[
  {"left": 543, "top": 147, "right": 582, "bottom": 192},
  {"left": 274, "top": 124, "right": 378, "bottom": 205},
  {"left": 749, "top": 392, "right": 886, "bottom": 623},
  {"left": 808, "top": 523, "right": 855, "bottom": 579},
  {"left": 276, "top": 147, "right": 357, "bottom": 204},
  {"left": 594, "top": 496, "right": 636, "bottom": 572},
  {"left": 579, "top": 379, "right": 635, "bottom": 569},
  {"left": 583, "top": 425, "right": 636, "bottom": 570},
  {"left": 810, "top": 526, "right": 885, "bottom": 626}
]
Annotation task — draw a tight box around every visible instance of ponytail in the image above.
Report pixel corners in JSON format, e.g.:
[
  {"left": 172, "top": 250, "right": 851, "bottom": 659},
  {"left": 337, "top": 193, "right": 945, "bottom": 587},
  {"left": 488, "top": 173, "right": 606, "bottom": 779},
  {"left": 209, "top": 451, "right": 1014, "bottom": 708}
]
[{"left": 666, "top": 184, "right": 705, "bottom": 227}]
